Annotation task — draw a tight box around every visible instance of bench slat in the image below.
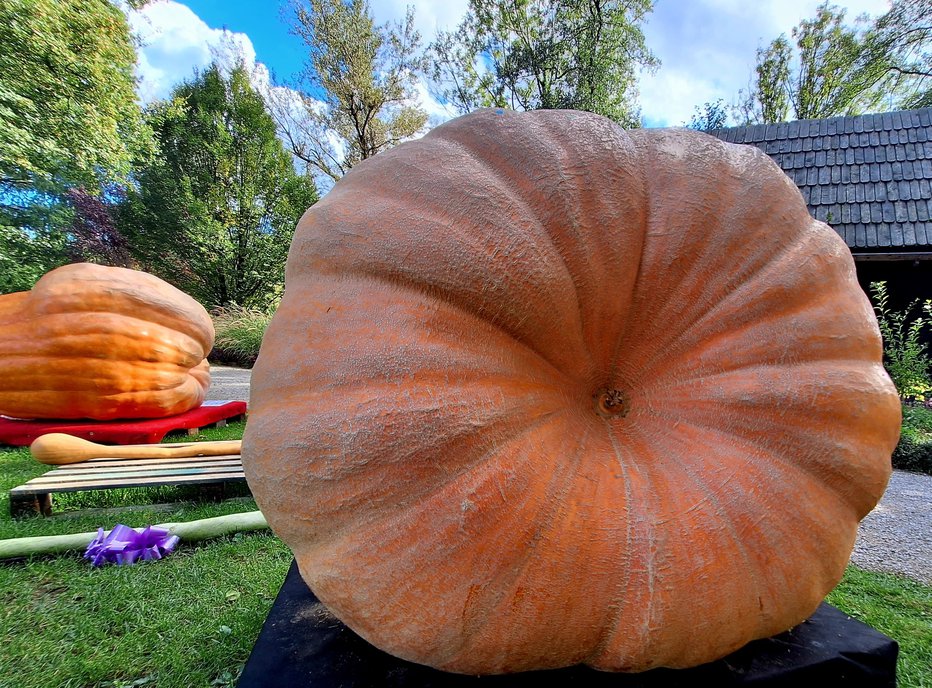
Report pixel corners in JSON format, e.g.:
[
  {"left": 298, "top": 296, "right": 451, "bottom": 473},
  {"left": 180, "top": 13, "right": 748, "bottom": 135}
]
[
  {"left": 50, "top": 459, "right": 242, "bottom": 476},
  {"left": 11, "top": 471, "right": 246, "bottom": 495},
  {"left": 70, "top": 454, "right": 242, "bottom": 468},
  {"left": 17, "top": 465, "right": 244, "bottom": 488}
]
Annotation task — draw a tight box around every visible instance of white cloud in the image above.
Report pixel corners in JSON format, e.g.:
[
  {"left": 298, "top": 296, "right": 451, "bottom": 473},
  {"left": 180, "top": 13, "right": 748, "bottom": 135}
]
[
  {"left": 126, "top": 0, "right": 262, "bottom": 103},
  {"left": 639, "top": 0, "right": 892, "bottom": 127},
  {"left": 371, "top": 0, "right": 470, "bottom": 36}
]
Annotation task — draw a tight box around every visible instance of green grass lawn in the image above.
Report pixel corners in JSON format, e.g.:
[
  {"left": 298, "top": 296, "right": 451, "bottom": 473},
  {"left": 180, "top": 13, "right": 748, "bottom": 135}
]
[{"left": 0, "top": 422, "right": 930, "bottom": 686}]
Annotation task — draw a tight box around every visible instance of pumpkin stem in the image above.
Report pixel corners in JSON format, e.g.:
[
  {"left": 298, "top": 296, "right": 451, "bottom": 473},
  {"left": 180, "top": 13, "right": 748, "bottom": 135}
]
[{"left": 595, "top": 389, "right": 627, "bottom": 418}]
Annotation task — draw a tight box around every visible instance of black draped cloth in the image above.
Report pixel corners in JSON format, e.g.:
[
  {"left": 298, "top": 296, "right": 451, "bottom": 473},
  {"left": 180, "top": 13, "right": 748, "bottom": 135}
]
[{"left": 239, "top": 561, "right": 896, "bottom": 687}]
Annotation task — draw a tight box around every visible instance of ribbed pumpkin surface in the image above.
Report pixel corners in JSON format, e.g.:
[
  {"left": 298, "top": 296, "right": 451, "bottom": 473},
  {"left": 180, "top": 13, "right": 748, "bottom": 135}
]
[
  {"left": 0, "top": 263, "right": 213, "bottom": 420},
  {"left": 242, "top": 109, "right": 901, "bottom": 674}
]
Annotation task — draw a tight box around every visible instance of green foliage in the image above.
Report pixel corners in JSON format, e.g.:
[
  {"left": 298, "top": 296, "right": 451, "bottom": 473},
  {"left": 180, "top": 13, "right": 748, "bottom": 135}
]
[
  {"left": 0, "top": 0, "right": 150, "bottom": 187},
  {"left": 736, "top": 0, "right": 932, "bottom": 124},
  {"left": 121, "top": 64, "right": 318, "bottom": 309},
  {"left": 869, "top": 0, "right": 932, "bottom": 109},
  {"left": 870, "top": 281, "right": 932, "bottom": 400},
  {"left": 902, "top": 403, "right": 932, "bottom": 432},
  {"left": 211, "top": 306, "right": 274, "bottom": 368},
  {"left": 738, "top": 3, "right": 890, "bottom": 124},
  {"left": 893, "top": 404, "right": 932, "bottom": 475},
  {"left": 0, "top": 207, "right": 69, "bottom": 294},
  {"left": 429, "top": 0, "right": 658, "bottom": 127},
  {"left": 270, "top": 0, "right": 428, "bottom": 184},
  {"left": 0, "top": 0, "right": 152, "bottom": 293},
  {"left": 686, "top": 99, "right": 729, "bottom": 131}
]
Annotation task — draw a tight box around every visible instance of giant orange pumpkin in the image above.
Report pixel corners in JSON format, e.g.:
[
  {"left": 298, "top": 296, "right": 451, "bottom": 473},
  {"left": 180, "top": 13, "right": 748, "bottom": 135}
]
[
  {"left": 0, "top": 263, "right": 213, "bottom": 420},
  {"left": 242, "top": 109, "right": 901, "bottom": 674}
]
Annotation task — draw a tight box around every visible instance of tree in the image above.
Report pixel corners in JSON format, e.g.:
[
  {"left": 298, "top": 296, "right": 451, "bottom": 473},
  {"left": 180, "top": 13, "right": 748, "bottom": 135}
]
[
  {"left": 268, "top": 0, "right": 428, "bottom": 186},
  {"left": 0, "top": 0, "right": 151, "bottom": 292},
  {"left": 66, "top": 187, "right": 132, "bottom": 268},
  {"left": 429, "top": 0, "right": 658, "bottom": 127},
  {"left": 869, "top": 0, "right": 932, "bottom": 109},
  {"left": 739, "top": 1, "right": 932, "bottom": 125},
  {"left": 121, "top": 64, "right": 318, "bottom": 309},
  {"left": 686, "top": 99, "right": 729, "bottom": 132}
]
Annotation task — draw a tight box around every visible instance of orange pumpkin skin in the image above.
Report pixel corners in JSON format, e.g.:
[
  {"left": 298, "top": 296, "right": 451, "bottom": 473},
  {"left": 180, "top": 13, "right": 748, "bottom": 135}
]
[
  {"left": 242, "top": 109, "right": 901, "bottom": 674},
  {"left": 0, "top": 263, "right": 213, "bottom": 420}
]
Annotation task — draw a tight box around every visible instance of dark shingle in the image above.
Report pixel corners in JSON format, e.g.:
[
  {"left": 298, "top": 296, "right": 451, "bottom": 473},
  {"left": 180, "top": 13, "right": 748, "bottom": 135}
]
[
  {"left": 891, "top": 222, "right": 904, "bottom": 246},
  {"left": 877, "top": 222, "right": 892, "bottom": 245},
  {"left": 919, "top": 200, "right": 931, "bottom": 222}
]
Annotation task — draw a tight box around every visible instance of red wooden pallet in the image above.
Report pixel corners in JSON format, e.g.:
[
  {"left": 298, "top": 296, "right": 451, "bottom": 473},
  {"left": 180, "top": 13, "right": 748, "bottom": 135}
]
[{"left": 0, "top": 401, "right": 247, "bottom": 446}]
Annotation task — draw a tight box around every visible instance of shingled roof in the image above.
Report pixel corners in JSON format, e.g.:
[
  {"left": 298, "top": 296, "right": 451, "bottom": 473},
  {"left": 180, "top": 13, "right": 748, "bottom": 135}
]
[{"left": 709, "top": 108, "right": 932, "bottom": 253}]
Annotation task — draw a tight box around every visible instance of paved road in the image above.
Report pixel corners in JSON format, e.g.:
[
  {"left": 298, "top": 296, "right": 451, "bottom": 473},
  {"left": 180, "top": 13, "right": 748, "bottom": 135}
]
[
  {"left": 206, "top": 364, "right": 251, "bottom": 402},
  {"left": 215, "top": 364, "right": 930, "bottom": 584}
]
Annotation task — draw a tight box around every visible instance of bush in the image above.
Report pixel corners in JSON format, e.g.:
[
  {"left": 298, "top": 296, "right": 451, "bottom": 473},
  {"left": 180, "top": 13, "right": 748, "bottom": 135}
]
[
  {"left": 893, "top": 403, "right": 932, "bottom": 475},
  {"left": 210, "top": 305, "right": 273, "bottom": 368},
  {"left": 870, "top": 281, "right": 932, "bottom": 400}
]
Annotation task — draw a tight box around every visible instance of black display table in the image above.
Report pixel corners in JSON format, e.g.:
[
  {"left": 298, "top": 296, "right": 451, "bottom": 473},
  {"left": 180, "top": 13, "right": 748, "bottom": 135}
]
[{"left": 239, "top": 561, "right": 897, "bottom": 687}]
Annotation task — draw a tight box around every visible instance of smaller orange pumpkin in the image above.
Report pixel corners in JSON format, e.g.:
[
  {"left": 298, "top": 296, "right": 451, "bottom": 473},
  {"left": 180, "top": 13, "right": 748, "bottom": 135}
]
[{"left": 0, "top": 263, "right": 214, "bottom": 420}]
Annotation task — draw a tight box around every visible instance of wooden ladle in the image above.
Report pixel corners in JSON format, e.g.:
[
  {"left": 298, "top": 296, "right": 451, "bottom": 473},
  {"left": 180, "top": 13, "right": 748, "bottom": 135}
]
[{"left": 30, "top": 433, "right": 242, "bottom": 465}]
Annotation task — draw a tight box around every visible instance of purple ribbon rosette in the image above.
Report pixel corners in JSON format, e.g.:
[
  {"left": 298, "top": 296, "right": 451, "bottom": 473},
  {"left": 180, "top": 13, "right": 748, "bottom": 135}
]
[{"left": 84, "top": 524, "right": 180, "bottom": 566}]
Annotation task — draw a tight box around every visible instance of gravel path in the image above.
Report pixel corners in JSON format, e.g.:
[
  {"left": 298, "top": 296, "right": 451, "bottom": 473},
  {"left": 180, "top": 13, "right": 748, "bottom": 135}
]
[
  {"left": 852, "top": 469, "right": 932, "bottom": 584},
  {"left": 209, "top": 364, "right": 931, "bottom": 584}
]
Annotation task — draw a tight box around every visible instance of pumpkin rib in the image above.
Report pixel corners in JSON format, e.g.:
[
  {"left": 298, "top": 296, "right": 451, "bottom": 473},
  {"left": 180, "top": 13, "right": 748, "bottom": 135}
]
[
  {"left": 593, "top": 419, "right": 851, "bottom": 670},
  {"left": 0, "top": 340, "right": 204, "bottom": 366},
  {"left": 296, "top": 411, "right": 577, "bottom": 670},
  {"left": 0, "top": 366, "right": 202, "bottom": 389},
  {"left": 446, "top": 423, "right": 599, "bottom": 670},
  {"left": 317, "top": 268, "right": 575, "bottom": 383},
  {"left": 431, "top": 124, "right": 593, "bottom": 365},
  {"left": 31, "top": 285, "right": 213, "bottom": 351},
  {"left": 646, "top": 432, "right": 771, "bottom": 654},
  {"left": 642, "top": 298, "right": 868, "bottom": 388},
  {"left": 588, "top": 426, "right": 641, "bottom": 666},
  {"left": 530, "top": 113, "right": 650, "bottom": 372},
  {"left": 611, "top": 136, "right": 802, "bottom": 373},
  {"left": 632, "top": 230, "right": 834, "bottom": 382},
  {"left": 663, "top": 410, "right": 864, "bottom": 525},
  {"left": 619, "top": 185, "right": 794, "bottom": 378},
  {"left": 259, "top": 274, "right": 569, "bottom": 397},
  {"left": 604, "top": 162, "right": 744, "bottom": 380},
  {"left": 295, "top": 408, "right": 564, "bottom": 560},
  {"left": 659, "top": 364, "right": 896, "bottom": 516}
]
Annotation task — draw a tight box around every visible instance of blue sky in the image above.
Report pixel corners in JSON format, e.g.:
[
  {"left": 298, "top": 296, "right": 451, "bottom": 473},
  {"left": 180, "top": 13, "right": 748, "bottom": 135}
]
[
  {"left": 182, "top": 1, "right": 306, "bottom": 81},
  {"left": 126, "top": 0, "right": 892, "bottom": 128}
]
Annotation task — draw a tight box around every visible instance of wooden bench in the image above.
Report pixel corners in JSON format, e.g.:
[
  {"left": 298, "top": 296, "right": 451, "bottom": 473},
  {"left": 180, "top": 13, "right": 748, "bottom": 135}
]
[{"left": 9, "top": 454, "right": 245, "bottom": 517}]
